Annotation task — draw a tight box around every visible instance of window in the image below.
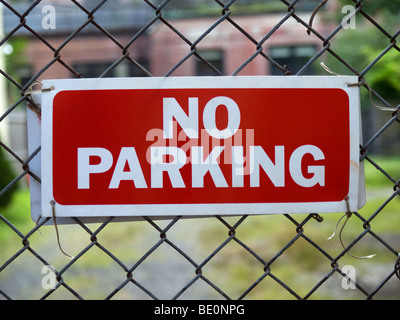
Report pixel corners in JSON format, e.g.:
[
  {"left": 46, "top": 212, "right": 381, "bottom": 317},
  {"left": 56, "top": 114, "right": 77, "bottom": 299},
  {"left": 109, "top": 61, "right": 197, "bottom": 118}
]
[
  {"left": 269, "top": 45, "right": 316, "bottom": 75},
  {"left": 195, "top": 50, "right": 224, "bottom": 76},
  {"left": 73, "top": 59, "right": 149, "bottom": 78}
]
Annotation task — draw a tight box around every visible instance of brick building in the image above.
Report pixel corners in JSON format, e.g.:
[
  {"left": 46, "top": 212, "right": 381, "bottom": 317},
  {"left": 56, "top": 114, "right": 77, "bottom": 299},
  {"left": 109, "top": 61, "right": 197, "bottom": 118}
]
[
  {"left": 150, "top": 12, "right": 333, "bottom": 77},
  {"left": 1, "top": 0, "right": 339, "bottom": 172},
  {"left": 4, "top": 0, "right": 152, "bottom": 80},
  {"left": 5, "top": 0, "right": 337, "bottom": 80}
]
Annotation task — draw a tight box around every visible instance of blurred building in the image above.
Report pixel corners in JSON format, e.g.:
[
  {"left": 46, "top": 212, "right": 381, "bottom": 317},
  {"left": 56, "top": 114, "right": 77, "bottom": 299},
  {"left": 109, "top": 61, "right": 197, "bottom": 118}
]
[
  {"left": 1, "top": 0, "right": 338, "bottom": 172},
  {"left": 4, "top": 0, "right": 336, "bottom": 79},
  {"left": 4, "top": 0, "right": 151, "bottom": 80}
]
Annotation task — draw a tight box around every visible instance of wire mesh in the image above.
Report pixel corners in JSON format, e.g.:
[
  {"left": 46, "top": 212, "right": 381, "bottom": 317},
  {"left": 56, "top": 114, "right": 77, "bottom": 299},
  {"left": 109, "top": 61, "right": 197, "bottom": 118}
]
[{"left": 0, "top": 0, "right": 399, "bottom": 300}]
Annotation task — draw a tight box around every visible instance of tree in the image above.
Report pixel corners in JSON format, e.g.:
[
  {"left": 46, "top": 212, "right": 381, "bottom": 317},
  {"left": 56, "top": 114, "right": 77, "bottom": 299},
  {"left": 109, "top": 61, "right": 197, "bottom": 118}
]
[
  {"left": 338, "top": 0, "right": 400, "bottom": 16},
  {"left": 327, "top": 0, "right": 400, "bottom": 104},
  {"left": 0, "top": 145, "right": 18, "bottom": 208},
  {"left": 325, "top": 0, "right": 400, "bottom": 154}
]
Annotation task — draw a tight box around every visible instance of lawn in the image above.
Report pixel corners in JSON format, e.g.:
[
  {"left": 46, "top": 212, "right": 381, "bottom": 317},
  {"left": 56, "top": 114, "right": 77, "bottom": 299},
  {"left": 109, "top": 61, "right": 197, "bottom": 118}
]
[{"left": 0, "top": 156, "right": 399, "bottom": 299}]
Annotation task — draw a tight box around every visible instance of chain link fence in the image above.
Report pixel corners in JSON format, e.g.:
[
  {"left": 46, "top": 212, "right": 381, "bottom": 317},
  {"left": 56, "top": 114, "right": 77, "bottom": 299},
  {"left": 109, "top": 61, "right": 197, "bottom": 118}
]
[{"left": 0, "top": 0, "right": 399, "bottom": 300}]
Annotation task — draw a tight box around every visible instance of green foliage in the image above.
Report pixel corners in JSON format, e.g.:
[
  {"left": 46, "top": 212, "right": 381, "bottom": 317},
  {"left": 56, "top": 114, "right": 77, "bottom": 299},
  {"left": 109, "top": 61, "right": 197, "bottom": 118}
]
[
  {"left": 325, "top": 3, "right": 400, "bottom": 107},
  {"left": 0, "top": 146, "right": 18, "bottom": 208},
  {"left": 338, "top": 0, "right": 400, "bottom": 15},
  {"left": 363, "top": 156, "right": 400, "bottom": 189},
  {"left": 365, "top": 49, "right": 400, "bottom": 99},
  {"left": 4, "top": 38, "right": 29, "bottom": 102},
  {"left": 5, "top": 38, "right": 28, "bottom": 69},
  {"left": 151, "top": 0, "right": 320, "bottom": 18}
]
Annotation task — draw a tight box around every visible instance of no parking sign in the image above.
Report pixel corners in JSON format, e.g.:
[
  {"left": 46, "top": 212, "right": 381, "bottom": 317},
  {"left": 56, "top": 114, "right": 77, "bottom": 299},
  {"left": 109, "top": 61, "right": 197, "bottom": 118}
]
[{"left": 38, "top": 76, "right": 365, "bottom": 218}]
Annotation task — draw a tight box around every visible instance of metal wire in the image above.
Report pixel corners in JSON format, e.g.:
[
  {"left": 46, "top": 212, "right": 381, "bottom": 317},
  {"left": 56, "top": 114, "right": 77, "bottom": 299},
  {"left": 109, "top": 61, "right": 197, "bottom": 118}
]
[{"left": 0, "top": 0, "right": 399, "bottom": 300}]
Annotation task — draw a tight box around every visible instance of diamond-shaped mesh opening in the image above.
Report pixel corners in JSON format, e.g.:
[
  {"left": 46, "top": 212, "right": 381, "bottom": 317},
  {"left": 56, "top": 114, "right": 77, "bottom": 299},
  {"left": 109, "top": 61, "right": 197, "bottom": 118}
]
[
  {"left": 198, "top": 239, "right": 265, "bottom": 299},
  {"left": 128, "top": 245, "right": 197, "bottom": 299}
]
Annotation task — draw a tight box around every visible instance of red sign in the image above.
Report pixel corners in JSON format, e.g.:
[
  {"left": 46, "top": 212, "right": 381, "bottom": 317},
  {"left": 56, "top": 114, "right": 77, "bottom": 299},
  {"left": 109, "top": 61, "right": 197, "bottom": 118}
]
[{"left": 41, "top": 77, "right": 363, "bottom": 217}]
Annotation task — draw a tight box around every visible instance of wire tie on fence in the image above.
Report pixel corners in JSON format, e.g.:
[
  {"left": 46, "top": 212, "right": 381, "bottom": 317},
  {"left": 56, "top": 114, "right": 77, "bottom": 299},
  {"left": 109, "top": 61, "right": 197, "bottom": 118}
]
[
  {"left": 365, "top": 82, "right": 396, "bottom": 112},
  {"left": 327, "top": 194, "right": 351, "bottom": 241},
  {"left": 395, "top": 253, "right": 400, "bottom": 280},
  {"left": 320, "top": 62, "right": 340, "bottom": 76},
  {"left": 311, "top": 213, "right": 324, "bottom": 223},
  {"left": 327, "top": 212, "right": 348, "bottom": 241},
  {"left": 393, "top": 180, "right": 400, "bottom": 193},
  {"left": 22, "top": 80, "right": 54, "bottom": 96},
  {"left": 328, "top": 196, "right": 376, "bottom": 260},
  {"left": 320, "top": 62, "right": 397, "bottom": 112},
  {"left": 35, "top": 216, "right": 43, "bottom": 236},
  {"left": 347, "top": 79, "right": 397, "bottom": 112},
  {"left": 23, "top": 81, "right": 55, "bottom": 120},
  {"left": 50, "top": 200, "right": 74, "bottom": 260},
  {"left": 307, "top": 0, "right": 328, "bottom": 35}
]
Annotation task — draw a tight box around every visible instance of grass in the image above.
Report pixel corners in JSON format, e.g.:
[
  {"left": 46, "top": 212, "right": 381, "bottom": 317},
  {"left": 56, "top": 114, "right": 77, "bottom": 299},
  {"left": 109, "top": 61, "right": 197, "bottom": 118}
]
[
  {"left": 363, "top": 156, "right": 400, "bottom": 190},
  {"left": 1, "top": 156, "right": 399, "bottom": 299},
  {"left": 0, "top": 189, "right": 34, "bottom": 242},
  {"left": 198, "top": 156, "right": 400, "bottom": 299}
]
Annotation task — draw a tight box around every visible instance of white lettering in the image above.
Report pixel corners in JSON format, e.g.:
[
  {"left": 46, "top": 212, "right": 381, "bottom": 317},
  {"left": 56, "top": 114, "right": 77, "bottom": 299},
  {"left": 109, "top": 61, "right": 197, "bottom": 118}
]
[
  {"left": 250, "top": 146, "right": 285, "bottom": 187},
  {"left": 77, "top": 144, "right": 326, "bottom": 190},
  {"left": 203, "top": 96, "right": 241, "bottom": 139},
  {"left": 289, "top": 145, "right": 325, "bottom": 187},
  {"left": 109, "top": 147, "right": 147, "bottom": 189},
  {"left": 232, "top": 146, "right": 244, "bottom": 187},
  {"left": 198, "top": 304, "right": 245, "bottom": 315},
  {"left": 154, "top": 304, "right": 188, "bottom": 317},
  {"left": 151, "top": 146, "right": 186, "bottom": 188},
  {"left": 41, "top": 265, "right": 57, "bottom": 290},
  {"left": 342, "top": 5, "right": 357, "bottom": 30},
  {"left": 41, "top": 5, "right": 56, "bottom": 30},
  {"left": 163, "top": 97, "right": 199, "bottom": 139},
  {"left": 192, "top": 146, "right": 228, "bottom": 188},
  {"left": 78, "top": 148, "right": 113, "bottom": 189},
  {"left": 341, "top": 265, "right": 357, "bottom": 290}
]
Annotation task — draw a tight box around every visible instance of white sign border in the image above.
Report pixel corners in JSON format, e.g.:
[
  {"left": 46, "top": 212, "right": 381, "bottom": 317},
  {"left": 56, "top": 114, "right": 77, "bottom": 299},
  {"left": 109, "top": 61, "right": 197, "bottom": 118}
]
[{"left": 41, "top": 76, "right": 363, "bottom": 218}]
